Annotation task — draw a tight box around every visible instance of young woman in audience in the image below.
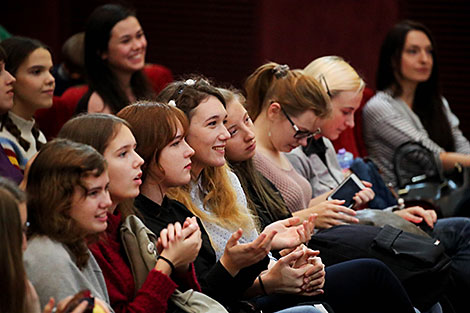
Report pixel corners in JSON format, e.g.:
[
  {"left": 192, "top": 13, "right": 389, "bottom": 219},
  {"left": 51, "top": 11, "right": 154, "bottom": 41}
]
[
  {"left": 118, "top": 101, "right": 318, "bottom": 313},
  {"left": 292, "top": 55, "right": 469, "bottom": 313},
  {"left": 156, "top": 76, "right": 416, "bottom": 313},
  {"left": 24, "top": 139, "right": 112, "bottom": 312},
  {"left": 363, "top": 20, "right": 470, "bottom": 185},
  {"left": 75, "top": 3, "right": 154, "bottom": 114},
  {"left": 0, "top": 177, "right": 90, "bottom": 313},
  {"left": 59, "top": 113, "right": 202, "bottom": 313},
  {"left": 0, "top": 36, "right": 54, "bottom": 170},
  {"left": 0, "top": 46, "right": 23, "bottom": 183}
]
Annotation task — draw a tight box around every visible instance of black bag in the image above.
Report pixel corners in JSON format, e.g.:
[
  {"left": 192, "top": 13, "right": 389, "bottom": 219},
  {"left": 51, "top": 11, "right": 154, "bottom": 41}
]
[
  {"left": 393, "top": 141, "right": 470, "bottom": 217},
  {"left": 309, "top": 224, "right": 452, "bottom": 311}
]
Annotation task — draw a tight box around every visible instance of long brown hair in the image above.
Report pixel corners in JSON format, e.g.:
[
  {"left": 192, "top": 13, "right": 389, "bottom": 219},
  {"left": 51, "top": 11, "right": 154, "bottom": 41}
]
[
  {"left": 26, "top": 139, "right": 106, "bottom": 269},
  {"left": 0, "top": 184, "right": 26, "bottom": 313},
  {"left": 157, "top": 78, "right": 254, "bottom": 231},
  {"left": 117, "top": 101, "right": 189, "bottom": 183}
]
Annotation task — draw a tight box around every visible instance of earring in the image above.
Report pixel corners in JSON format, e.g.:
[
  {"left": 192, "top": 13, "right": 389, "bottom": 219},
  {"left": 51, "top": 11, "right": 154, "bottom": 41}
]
[{"left": 268, "top": 131, "right": 271, "bottom": 137}]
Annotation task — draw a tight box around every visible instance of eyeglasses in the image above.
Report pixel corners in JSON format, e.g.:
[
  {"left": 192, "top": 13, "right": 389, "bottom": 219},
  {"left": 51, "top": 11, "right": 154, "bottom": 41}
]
[
  {"left": 319, "top": 74, "right": 333, "bottom": 98},
  {"left": 280, "top": 106, "right": 321, "bottom": 139}
]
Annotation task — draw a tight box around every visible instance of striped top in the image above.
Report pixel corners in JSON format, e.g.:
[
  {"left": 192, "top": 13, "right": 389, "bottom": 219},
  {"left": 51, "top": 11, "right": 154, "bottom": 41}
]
[{"left": 362, "top": 91, "right": 470, "bottom": 186}]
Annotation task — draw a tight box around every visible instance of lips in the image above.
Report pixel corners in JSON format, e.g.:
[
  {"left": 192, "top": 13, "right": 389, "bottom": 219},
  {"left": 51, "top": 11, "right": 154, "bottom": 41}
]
[
  {"left": 133, "top": 172, "right": 143, "bottom": 185},
  {"left": 246, "top": 141, "right": 256, "bottom": 151},
  {"left": 213, "top": 146, "right": 225, "bottom": 154},
  {"left": 184, "top": 162, "right": 192, "bottom": 170},
  {"left": 95, "top": 212, "right": 108, "bottom": 223}
]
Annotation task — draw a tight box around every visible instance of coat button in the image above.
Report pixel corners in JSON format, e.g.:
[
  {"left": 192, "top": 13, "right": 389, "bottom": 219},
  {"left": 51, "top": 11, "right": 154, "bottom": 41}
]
[{"left": 147, "top": 242, "right": 155, "bottom": 253}]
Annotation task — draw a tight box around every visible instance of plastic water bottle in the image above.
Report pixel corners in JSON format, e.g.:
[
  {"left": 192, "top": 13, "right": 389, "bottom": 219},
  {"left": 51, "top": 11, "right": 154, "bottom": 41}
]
[{"left": 337, "top": 148, "right": 354, "bottom": 170}]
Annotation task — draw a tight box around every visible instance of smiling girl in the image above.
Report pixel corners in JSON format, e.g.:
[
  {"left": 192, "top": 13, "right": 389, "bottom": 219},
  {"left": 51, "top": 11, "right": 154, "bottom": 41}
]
[
  {"left": 0, "top": 37, "right": 54, "bottom": 170},
  {"left": 24, "top": 139, "right": 112, "bottom": 312},
  {"left": 76, "top": 4, "right": 154, "bottom": 114},
  {"left": 59, "top": 113, "right": 202, "bottom": 313}
]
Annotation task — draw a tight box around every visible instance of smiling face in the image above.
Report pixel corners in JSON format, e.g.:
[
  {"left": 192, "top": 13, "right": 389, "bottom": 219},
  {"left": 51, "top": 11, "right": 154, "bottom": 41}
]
[
  {"left": 320, "top": 91, "right": 362, "bottom": 140},
  {"left": 186, "top": 95, "right": 230, "bottom": 176},
  {"left": 12, "top": 48, "right": 55, "bottom": 118},
  {"left": 0, "top": 61, "right": 16, "bottom": 113},
  {"left": 103, "top": 16, "right": 147, "bottom": 74},
  {"left": 268, "top": 102, "right": 321, "bottom": 153},
  {"left": 399, "top": 30, "right": 433, "bottom": 86},
  {"left": 157, "top": 122, "right": 195, "bottom": 189},
  {"left": 103, "top": 124, "right": 144, "bottom": 205},
  {"left": 69, "top": 171, "right": 112, "bottom": 235},
  {"left": 225, "top": 99, "right": 257, "bottom": 162}
]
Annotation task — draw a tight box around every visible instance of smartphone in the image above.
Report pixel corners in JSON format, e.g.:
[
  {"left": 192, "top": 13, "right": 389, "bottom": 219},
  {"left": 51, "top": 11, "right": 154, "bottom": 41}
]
[
  {"left": 62, "top": 290, "right": 95, "bottom": 313},
  {"left": 327, "top": 173, "right": 365, "bottom": 208}
]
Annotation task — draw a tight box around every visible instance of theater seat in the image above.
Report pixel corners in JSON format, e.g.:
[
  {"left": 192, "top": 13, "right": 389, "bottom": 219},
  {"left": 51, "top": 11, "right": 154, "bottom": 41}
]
[
  {"left": 331, "top": 87, "right": 375, "bottom": 158},
  {"left": 35, "top": 64, "right": 173, "bottom": 140}
]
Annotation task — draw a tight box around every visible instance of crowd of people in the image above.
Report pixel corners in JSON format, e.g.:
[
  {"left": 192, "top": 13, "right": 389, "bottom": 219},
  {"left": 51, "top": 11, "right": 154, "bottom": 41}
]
[{"left": 1, "top": 3, "right": 469, "bottom": 313}]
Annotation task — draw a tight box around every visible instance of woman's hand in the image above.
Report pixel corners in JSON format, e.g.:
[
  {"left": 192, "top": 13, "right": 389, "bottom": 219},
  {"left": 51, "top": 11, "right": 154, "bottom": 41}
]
[
  {"left": 261, "top": 249, "right": 309, "bottom": 294},
  {"left": 307, "top": 200, "right": 359, "bottom": 229},
  {"left": 220, "top": 229, "right": 276, "bottom": 277},
  {"left": 352, "top": 181, "right": 375, "bottom": 209},
  {"left": 394, "top": 206, "right": 437, "bottom": 228},
  {"left": 156, "top": 221, "right": 202, "bottom": 275},
  {"left": 263, "top": 214, "right": 316, "bottom": 250},
  {"left": 300, "top": 255, "right": 325, "bottom": 296}
]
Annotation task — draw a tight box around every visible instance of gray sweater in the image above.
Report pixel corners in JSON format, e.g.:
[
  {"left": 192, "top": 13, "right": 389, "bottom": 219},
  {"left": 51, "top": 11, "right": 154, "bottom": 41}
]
[
  {"left": 363, "top": 91, "right": 470, "bottom": 185},
  {"left": 24, "top": 236, "right": 112, "bottom": 311}
]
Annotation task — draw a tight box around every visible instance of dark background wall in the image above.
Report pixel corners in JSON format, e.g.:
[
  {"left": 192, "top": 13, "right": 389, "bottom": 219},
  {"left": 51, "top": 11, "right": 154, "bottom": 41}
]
[{"left": 2, "top": 0, "right": 470, "bottom": 137}]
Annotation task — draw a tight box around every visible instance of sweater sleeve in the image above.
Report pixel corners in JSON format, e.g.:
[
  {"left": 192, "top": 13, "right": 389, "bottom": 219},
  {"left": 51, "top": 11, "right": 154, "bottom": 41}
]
[
  {"left": 364, "top": 94, "right": 444, "bottom": 155},
  {"left": 442, "top": 98, "right": 470, "bottom": 154},
  {"left": 112, "top": 268, "right": 177, "bottom": 313}
]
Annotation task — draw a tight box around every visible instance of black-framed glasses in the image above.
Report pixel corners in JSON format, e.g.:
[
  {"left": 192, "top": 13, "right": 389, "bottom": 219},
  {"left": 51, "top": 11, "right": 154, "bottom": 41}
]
[
  {"left": 280, "top": 106, "right": 321, "bottom": 139},
  {"left": 319, "top": 74, "right": 333, "bottom": 98}
]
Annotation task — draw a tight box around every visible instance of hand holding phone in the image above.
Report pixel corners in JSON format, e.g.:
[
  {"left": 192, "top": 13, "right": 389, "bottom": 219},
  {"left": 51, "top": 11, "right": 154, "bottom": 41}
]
[{"left": 327, "top": 173, "right": 365, "bottom": 209}]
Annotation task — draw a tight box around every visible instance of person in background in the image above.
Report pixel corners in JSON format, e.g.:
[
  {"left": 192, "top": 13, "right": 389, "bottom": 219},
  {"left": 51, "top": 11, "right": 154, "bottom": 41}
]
[
  {"left": 363, "top": 20, "right": 470, "bottom": 186},
  {"left": 76, "top": 4, "right": 154, "bottom": 114},
  {"left": 0, "top": 36, "right": 54, "bottom": 170},
  {"left": 52, "top": 32, "right": 85, "bottom": 96}
]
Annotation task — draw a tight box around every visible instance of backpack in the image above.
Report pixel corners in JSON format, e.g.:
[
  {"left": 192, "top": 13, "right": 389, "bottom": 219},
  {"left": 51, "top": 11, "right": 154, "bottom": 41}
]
[{"left": 308, "top": 224, "right": 452, "bottom": 312}]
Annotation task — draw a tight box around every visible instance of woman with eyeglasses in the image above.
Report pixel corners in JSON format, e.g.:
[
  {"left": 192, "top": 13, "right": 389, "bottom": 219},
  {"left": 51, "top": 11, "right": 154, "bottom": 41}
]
[{"left": 245, "top": 62, "right": 372, "bottom": 228}]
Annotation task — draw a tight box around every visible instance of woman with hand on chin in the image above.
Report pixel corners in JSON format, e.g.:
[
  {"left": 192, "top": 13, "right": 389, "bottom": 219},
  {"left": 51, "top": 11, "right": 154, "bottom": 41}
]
[
  {"left": 0, "top": 37, "right": 54, "bottom": 170},
  {"left": 59, "top": 113, "right": 202, "bottom": 313},
  {"left": 76, "top": 4, "right": 154, "bottom": 114}
]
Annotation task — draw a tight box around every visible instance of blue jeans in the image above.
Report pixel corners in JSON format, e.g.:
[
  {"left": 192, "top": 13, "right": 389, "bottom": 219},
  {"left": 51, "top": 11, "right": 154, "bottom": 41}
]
[
  {"left": 432, "top": 217, "right": 470, "bottom": 313},
  {"left": 275, "top": 306, "right": 323, "bottom": 313}
]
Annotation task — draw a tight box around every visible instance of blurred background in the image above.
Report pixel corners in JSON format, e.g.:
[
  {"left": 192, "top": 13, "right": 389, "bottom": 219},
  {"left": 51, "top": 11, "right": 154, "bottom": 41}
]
[{"left": 1, "top": 0, "right": 470, "bottom": 137}]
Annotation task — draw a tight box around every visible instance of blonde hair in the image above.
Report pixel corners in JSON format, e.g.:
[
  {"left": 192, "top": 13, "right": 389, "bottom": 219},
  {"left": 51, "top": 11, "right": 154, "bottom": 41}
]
[
  {"left": 167, "top": 165, "right": 255, "bottom": 232},
  {"left": 159, "top": 77, "right": 256, "bottom": 232},
  {"left": 244, "top": 62, "right": 331, "bottom": 121},
  {"left": 304, "top": 56, "right": 365, "bottom": 97}
]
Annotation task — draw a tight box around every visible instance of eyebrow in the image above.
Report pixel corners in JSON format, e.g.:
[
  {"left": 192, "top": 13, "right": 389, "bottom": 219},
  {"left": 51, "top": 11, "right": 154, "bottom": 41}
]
[{"left": 205, "top": 114, "right": 227, "bottom": 122}]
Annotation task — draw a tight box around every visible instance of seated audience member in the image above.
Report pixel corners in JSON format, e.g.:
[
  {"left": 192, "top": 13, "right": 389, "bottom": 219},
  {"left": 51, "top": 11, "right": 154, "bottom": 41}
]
[
  {"left": 0, "top": 36, "right": 54, "bottom": 170},
  {"left": 363, "top": 20, "right": 470, "bottom": 186},
  {"left": 155, "top": 76, "right": 416, "bottom": 313},
  {"left": 59, "top": 113, "right": 202, "bottom": 313},
  {"left": 76, "top": 4, "right": 154, "bottom": 114},
  {"left": 0, "top": 46, "right": 22, "bottom": 183},
  {"left": 24, "top": 139, "right": 112, "bottom": 312},
  {"left": 287, "top": 55, "right": 469, "bottom": 313},
  {"left": 119, "top": 101, "right": 321, "bottom": 313},
  {"left": 52, "top": 32, "right": 85, "bottom": 96},
  {"left": 0, "top": 177, "right": 90, "bottom": 313}
]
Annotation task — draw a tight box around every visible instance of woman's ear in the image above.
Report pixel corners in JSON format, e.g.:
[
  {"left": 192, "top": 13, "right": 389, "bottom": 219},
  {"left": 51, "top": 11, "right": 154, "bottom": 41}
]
[{"left": 266, "top": 101, "right": 281, "bottom": 121}]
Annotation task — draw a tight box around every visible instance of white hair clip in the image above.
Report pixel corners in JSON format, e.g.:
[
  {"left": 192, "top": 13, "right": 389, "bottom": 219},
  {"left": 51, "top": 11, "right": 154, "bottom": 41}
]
[
  {"left": 184, "top": 79, "right": 196, "bottom": 86},
  {"left": 168, "top": 100, "right": 176, "bottom": 107}
]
